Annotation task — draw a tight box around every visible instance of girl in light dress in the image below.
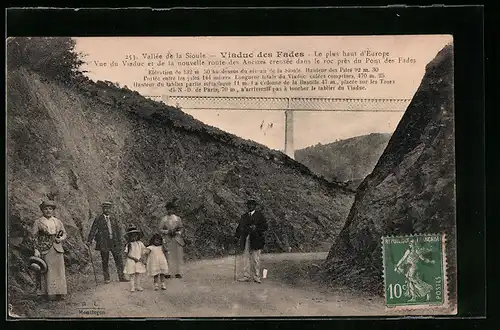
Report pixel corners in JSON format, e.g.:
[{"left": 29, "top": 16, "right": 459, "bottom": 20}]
[
  {"left": 123, "top": 225, "right": 147, "bottom": 292},
  {"left": 145, "top": 233, "right": 169, "bottom": 290}
]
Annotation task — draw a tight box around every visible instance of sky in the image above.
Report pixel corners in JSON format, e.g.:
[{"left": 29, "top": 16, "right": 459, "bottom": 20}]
[{"left": 74, "top": 35, "right": 452, "bottom": 150}]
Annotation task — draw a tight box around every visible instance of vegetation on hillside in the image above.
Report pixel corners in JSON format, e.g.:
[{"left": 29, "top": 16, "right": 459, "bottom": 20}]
[
  {"left": 295, "top": 133, "right": 391, "bottom": 184},
  {"left": 7, "top": 37, "right": 87, "bottom": 84}
]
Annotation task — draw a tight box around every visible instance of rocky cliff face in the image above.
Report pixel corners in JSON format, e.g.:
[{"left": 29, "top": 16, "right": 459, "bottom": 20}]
[
  {"left": 295, "top": 133, "right": 391, "bottom": 185},
  {"left": 7, "top": 67, "right": 354, "bottom": 301},
  {"left": 322, "top": 44, "right": 456, "bottom": 299}
]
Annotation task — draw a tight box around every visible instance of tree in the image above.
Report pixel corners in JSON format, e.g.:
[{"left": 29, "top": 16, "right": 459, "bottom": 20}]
[{"left": 6, "top": 37, "right": 87, "bottom": 84}]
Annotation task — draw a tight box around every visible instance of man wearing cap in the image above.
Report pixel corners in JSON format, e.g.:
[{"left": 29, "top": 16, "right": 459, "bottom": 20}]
[
  {"left": 87, "top": 202, "right": 127, "bottom": 283},
  {"left": 235, "top": 199, "right": 268, "bottom": 283}
]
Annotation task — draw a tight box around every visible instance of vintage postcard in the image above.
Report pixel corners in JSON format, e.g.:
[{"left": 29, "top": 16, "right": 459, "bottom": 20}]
[{"left": 6, "top": 34, "right": 457, "bottom": 318}]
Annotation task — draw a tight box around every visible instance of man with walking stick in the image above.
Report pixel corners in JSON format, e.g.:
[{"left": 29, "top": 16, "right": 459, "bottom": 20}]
[
  {"left": 86, "top": 201, "right": 128, "bottom": 283},
  {"left": 235, "top": 199, "right": 268, "bottom": 284}
]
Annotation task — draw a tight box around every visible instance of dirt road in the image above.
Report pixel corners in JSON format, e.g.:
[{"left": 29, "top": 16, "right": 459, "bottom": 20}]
[{"left": 30, "top": 252, "right": 388, "bottom": 318}]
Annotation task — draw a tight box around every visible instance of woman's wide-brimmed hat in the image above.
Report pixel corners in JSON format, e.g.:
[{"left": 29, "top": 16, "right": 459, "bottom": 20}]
[
  {"left": 165, "top": 199, "right": 178, "bottom": 210},
  {"left": 125, "top": 225, "right": 143, "bottom": 238},
  {"left": 29, "top": 256, "right": 48, "bottom": 274},
  {"left": 39, "top": 200, "right": 57, "bottom": 211}
]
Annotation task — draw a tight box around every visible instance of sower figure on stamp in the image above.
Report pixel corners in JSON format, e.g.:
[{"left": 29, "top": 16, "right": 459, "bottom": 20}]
[
  {"left": 86, "top": 201, "right": 128, "bottom": 283},
  {"left": 395, "top": 239, "right": 435, "bottom": 302},
  {"left": 235, "top": 199, "right": 268, "bottom": 283}
]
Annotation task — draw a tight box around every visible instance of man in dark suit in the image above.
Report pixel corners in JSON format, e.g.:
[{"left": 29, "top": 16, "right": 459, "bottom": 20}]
[
  {"left": 86, "top": 201, "right": 127, "bottom": 283},
  {"left": 235, "top": 199, "right": 268, "bottom": 283}
]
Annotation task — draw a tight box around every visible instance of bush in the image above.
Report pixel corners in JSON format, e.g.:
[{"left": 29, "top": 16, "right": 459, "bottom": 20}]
[{"left": 6, "top": 37, "right": 86, "bottom": 84}]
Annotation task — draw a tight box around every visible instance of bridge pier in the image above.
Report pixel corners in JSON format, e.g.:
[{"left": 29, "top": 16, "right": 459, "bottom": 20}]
[{"left": 284, "top": 109, "right": 294, "bottom": 159}]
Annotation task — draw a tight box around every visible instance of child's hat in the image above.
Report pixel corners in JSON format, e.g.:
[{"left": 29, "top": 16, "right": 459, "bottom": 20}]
[
  {"left": 39, "top": 200, "right": 57, "bottom": 211},
  {"left": 125, "top": 224, "right": 143, "bottom": 238},
  {"left": 29, "top": 256, "right": 48, "bottom": 274}
]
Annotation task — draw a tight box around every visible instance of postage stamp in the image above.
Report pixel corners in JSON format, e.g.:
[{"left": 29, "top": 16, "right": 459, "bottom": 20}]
[{"left": 382, "top": 234, "right": 448, "bottom": 310}]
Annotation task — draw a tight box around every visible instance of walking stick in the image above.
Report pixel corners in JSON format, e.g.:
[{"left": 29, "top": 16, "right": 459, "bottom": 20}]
[
  {"left": 87, "top": 245, "right": 99, "bottom": 286},
  {"left": 233, "top": 251, "right": 237, "bottom": 281}
]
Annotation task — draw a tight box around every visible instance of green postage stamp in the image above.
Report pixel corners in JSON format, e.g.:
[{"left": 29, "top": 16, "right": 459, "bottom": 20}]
[{"left": 382, "top": 233, "right": 448, "bottom": 310}]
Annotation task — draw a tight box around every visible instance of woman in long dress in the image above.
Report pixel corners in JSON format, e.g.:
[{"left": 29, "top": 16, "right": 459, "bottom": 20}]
[
  {"left": 394, "top": 239, "right": 435, "bottom": 302},
  {"left": 159, "top": 202, "right": 185, "bottom": 279},
  {"left": 31, "top": 200, "right": 68, "bottom": 301}
]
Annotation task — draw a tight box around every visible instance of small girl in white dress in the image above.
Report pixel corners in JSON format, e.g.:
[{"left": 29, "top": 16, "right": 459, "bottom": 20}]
[
  {"left": 123, "top": 225, "right": 147, "bottom": 292},
  {"left": 145, "top": 233, "right": 169, "bottom": 290}
]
